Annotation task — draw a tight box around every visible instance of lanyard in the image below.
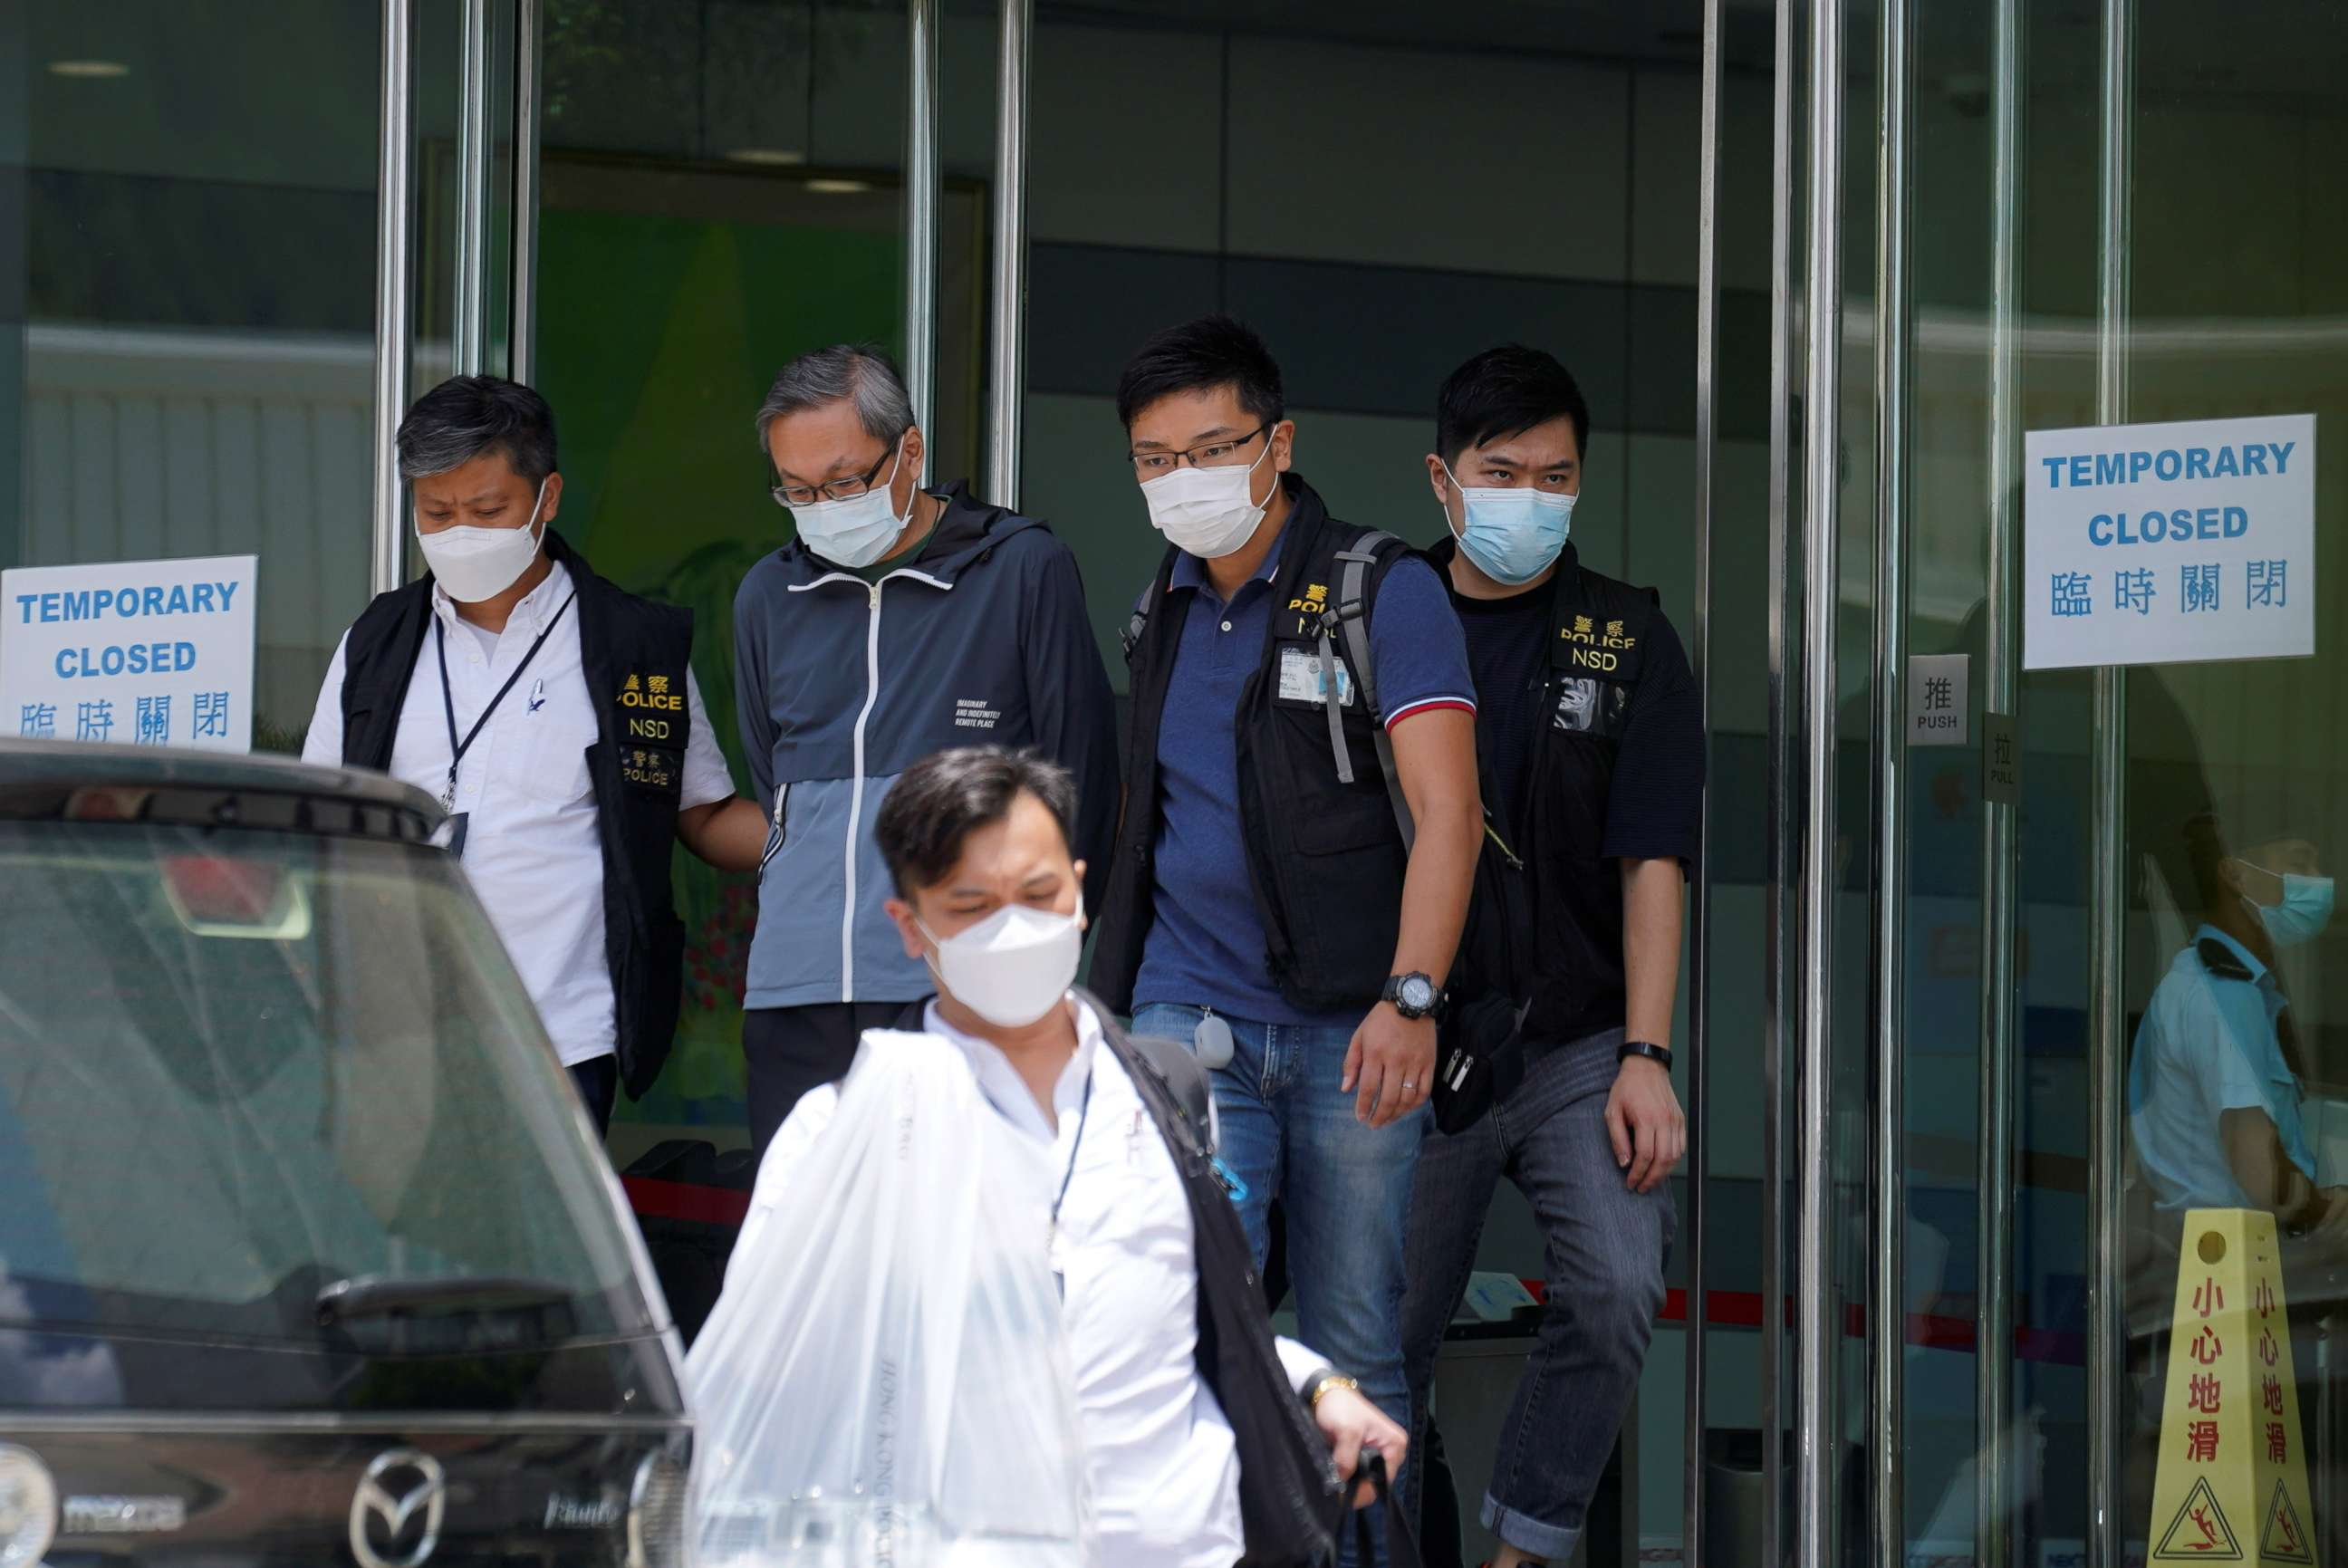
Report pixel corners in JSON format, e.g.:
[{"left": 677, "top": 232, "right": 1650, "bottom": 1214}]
[
  {"left": 433, "top": 594, "right": 576, "bottom": 811},
  {"left": 1049, "top": 1062, "right": 1096, "bottom": 1244}
]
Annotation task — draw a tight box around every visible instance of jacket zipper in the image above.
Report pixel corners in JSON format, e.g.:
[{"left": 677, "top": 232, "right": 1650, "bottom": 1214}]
[
  {"left": 841, "top": 581, "right": 886, "bottom": 997},
  {"left": 794, "top": 564, "right": 955, "bottom": 1000}
]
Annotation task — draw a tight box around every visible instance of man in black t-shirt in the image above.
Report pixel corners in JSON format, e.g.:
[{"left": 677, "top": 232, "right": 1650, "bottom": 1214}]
[{"left": 1398, "top": 346, "right": 1703, "bottom": 1568}]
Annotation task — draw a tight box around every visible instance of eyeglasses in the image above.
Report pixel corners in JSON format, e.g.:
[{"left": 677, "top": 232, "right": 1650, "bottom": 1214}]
[
  {"left": 770, "top": 442, "right": 897, "bottom": 508},
  {"left": 1128, "top": 421, "right": 1272, "bottom": 481}
]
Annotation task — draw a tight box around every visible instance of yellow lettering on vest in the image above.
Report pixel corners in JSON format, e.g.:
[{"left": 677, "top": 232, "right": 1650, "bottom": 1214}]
[
  {"left": 629, "top": 717, "right": 671, "bottom": 740},
  {"left": 1570, "top": 647, "right": 1620, "bottom": 672},
  {"left": 618, "top": 690, "right": 683, "bottom": 711}
]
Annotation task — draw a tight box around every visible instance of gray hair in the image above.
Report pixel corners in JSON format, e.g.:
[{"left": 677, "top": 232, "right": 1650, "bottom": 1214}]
[
  {"left": 396, "top": 375, "right": 558, "bottom": 484},
  {"left": 753, "top": 343, "right": 914, "bottom": 454}
]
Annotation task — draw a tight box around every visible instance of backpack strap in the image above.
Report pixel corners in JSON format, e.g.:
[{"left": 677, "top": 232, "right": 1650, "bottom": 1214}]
[
  {"left": 1122, "top": 576, "right": 1158, "bottom": 660},
  {"left": 1321, "top": 529, "right": 1417, "bottom": 853},
  {"left": 1117, "top": 1018, "right": 1219, "bottom": 1157}
]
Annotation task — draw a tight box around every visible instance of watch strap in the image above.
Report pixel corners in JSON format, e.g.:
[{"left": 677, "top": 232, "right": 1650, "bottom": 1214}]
[{"left": 1618, "top": 1039, "right": 1675, "bottom": 1072}]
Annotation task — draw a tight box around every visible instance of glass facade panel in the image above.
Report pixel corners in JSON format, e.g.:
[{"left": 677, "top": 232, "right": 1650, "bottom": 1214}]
[{"left": 3, "top": 0, "right": 381, "bottom": 750}]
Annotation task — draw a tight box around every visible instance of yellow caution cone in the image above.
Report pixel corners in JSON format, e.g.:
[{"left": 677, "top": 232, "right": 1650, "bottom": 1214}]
[{"left": 2148, "top": 1208, "right": 2319, "bottom": 1563}]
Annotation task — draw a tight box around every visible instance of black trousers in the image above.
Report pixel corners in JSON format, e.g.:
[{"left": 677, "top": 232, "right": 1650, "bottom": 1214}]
[
  {"left": 744, "top": 1002, "right": 909, "bottom": 1165},
  {"left": 568, "top": 1055, "right": 619, "bottom": 1138}
]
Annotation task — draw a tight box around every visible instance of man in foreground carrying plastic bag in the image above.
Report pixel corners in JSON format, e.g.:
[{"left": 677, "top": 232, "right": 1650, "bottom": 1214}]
[{"left": 691, "top": 745, "right": 1410, "bottom": 1567}]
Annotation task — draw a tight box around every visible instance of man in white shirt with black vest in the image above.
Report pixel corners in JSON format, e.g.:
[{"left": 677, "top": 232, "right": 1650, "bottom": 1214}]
[
  {"left": 303, "top": 376, "right": 767, "bottom": 1131},
  {"left": 735, "top": 746, "right": 1410, "bottom": 1568}
]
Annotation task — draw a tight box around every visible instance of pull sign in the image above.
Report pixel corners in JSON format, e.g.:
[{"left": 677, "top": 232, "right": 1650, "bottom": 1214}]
[
  {"left": 1981, "top": 712, "right": 2021, "bottom": 806},
  {"left": 1907, "top": 653, "right": 1969, "bottom": 747}
]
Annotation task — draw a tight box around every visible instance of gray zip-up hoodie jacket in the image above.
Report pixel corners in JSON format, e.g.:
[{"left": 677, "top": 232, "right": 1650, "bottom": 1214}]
[{"left": 733, "top": 481, "right": 1121, "bottom": 1008}]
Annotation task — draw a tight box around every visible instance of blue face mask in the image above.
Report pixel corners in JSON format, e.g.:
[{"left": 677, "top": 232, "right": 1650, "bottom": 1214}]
[
  {"left": 2249, "top": 870, "right": 2335, "bottom": 948},
  {"left": 1443, "top": 463, "right": 1575, "bottom": 585}
]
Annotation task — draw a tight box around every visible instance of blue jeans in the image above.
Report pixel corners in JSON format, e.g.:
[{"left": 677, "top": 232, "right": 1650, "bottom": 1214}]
[
  {"left": 1131, "top": 1003, "right": 1427, "bottom": 1568},
  {"left": 1399, "top": 1029, "right": 1674, "bottom": 1563}
]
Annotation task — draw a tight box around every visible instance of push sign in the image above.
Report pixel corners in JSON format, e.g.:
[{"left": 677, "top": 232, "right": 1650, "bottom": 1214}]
[{"left": 2024, "top": 413, "right": 2314, "bottom": 670}]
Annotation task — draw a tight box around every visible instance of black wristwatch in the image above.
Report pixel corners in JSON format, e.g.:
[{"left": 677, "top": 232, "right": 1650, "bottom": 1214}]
[
  {"left": 1618, "top": 1040, "right": 1675, "bottom": 1072},
  {"left": 1381, "top": 972, "right": 1446, "bottom": 1021}
]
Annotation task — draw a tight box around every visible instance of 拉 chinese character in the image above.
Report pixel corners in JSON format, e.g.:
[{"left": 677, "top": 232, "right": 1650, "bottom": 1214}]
[
  {"left": 2248, "top": 558, "right": 2287, "bottom": 609},
  {"left": 2185, "top": 1419, "right": 2220, "bottom": 1463},
  {"left": 18, "top": 702, "right": 55, "bottom": 739},
  {"left": 75, "top": 699, "right": 114, "bottom": 743},
  {"left": 2181, "top": 563, "right": 2220, "bottom": 614},
  {"left": 2188, "top": 1373, "right": 2222, "bottom": 1413},
  {"left": 2115, "top": 567, "right": 2158, "bottom": 615},
  {"left": 2051, "top": 572, "right": 2093, "bottom": 618},
  {"left": 1924, "top": 676, "right": 1953, "bottom": 712},
  {"left": 2195, "top": 1279, "right": 2225, "bottom": 1318},
  {"left": 192, "top": 691, "right": 230, "bottom": 739},
  {"left": 2189, "top": 1326, "right": 2223, "bottom": 1365},
  {"left": 134, "top": 695, "right": 171, "bottom": 746},
  {"left": 2268, "top": 1420, "right": 2289, "bottom": 1463}
]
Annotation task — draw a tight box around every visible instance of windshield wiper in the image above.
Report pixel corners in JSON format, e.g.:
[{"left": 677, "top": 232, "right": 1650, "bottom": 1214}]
[{"left": 314, "top": 1275, "right": 572, "bottom": 1326}]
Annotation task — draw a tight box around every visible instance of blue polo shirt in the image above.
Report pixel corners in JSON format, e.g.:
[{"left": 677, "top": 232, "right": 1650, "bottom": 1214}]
[{"left": 1131, "top": 515, "right": 1477, "bottom": 1028}]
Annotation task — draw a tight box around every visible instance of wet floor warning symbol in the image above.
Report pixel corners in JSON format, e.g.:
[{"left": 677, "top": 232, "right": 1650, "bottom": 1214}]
[
  {"left": 2264, "top": 1479, "right": 2315, "bottom": 1564},
  {"left": 2156, "top": 1477, "right": 2243, "bottom": 1560},
  {"left": 2145, "top": 1207, "right": 2322, "bottom": 1565}
]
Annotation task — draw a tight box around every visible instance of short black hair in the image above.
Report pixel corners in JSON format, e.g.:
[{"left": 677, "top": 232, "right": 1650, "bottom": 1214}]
[
  {"left": 1434, "top": 345, "right": 1591, "bottom": 468},
  {"left": 1116, "top": 313, "right": 1285, "bottom": 431},
  {"left": 397, "top": 375, "right": 559, "bottom": 486},
  {"left": 874, "top": 746, "right": 1080, "bottom": 897}
]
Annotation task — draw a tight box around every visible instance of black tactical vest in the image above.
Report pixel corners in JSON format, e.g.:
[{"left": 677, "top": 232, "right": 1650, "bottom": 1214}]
[
  {"left": 1091, "top": 476, "right": 1418, "bottom": 1015},
  {"left": 337, "top": 530, "right": 696, "bottom": 1100},
  {"left": 1453, "top": 542, "right": 1660, "bottom": 1049}
]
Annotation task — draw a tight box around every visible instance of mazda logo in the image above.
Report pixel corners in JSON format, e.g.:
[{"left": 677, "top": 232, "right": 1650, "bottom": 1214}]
[{"left": 349, "top": 1449, "right": 446, "bottom": 1568}]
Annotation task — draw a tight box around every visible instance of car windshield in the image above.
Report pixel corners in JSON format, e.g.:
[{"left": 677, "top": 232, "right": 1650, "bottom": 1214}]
[{"left": 0, "top": 817, "right": 655, "bottom": 1356}]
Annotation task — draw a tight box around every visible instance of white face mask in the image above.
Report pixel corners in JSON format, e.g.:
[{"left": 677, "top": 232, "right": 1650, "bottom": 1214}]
[
  {"left": 789, "top": 438, "right": 912, "bottom": 569},
  {"left": 919, "top": 902, "right": 1083, "bottom": 1029},
  {"left": 417, "top": 479, "right": 548, "bottom": 603},
  {"left": 1140, "top": 438, "right": 1275, "bottom": 560}
]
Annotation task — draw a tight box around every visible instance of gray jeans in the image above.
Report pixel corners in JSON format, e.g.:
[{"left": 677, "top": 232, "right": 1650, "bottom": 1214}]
[{"left": 1400, "top": 1028, "right": 1675, "bottom": 1563}]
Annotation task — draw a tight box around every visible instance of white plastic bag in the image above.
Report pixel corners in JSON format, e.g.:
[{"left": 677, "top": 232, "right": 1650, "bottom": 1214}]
[{"left": 688, "top": 1030, "right": 1095, "bottom": 1567}]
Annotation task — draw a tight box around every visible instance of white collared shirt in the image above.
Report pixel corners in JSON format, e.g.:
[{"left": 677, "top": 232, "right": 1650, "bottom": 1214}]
[
  {"left": 739, "top": 998, "right": 1327, "bottom": 1568},
  {"left": 302, "top": 562, "right": 736, "bottom": 1064}
]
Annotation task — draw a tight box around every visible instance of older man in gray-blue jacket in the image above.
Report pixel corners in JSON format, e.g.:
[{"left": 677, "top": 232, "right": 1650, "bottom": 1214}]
[{"left": 734, "top": 344, "right": 1120, "bottom": 1160}]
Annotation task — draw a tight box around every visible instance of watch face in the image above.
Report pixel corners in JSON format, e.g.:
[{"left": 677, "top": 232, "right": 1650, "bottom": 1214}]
[{"left": 1400, "top": 976, "right": 1436, "bottom": 1012}]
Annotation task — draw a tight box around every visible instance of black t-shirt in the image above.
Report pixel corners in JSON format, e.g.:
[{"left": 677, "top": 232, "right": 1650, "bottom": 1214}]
[{"left": 1450, "top": 577, "right": 1704, "bottom": 869}]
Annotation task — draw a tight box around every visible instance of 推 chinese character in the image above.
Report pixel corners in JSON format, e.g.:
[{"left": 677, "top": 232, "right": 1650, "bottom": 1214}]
[
  {"left": 2115, "top": 567, "right": 2158, "bottom": 615},
  {"left": 75, "top": 699, "right": 114, "bottom": 743},
  {"left": 2181, "top": 563, "right": 2220, "bottom": 614},
  {"left": 192, "top": 691, "right": 230, "bottom": 739},
  {"left": 135, "top": 695, "right": 171, "bottom": 745},
  {"left": 2248, "top": 559, "right": 2287, "bottom": 609},
  {"left": 1924, "top": 677, "right": 1953, "bottom": 712},
  {"left": 2051, "top": 572, "right": 2093, "bottom": 618}
]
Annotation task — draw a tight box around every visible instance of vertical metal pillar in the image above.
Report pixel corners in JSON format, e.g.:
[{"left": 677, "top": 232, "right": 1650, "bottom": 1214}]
[
  {"left": 2087, "top": 0, "right": 2133, "bottom": 1560},
  {"left": 370, "top": 0, "right": 417, "bottom": 595},
  {"left": 510, "top": 0, "right": 544, "bottom": 382},
  {"left": 904, "top": 0, "right": 940, "bottom": 446},
  {"left": 452, "top": 0, "right": 493, "bottom": 375},
  {"left": 983, "top": 0, "right": 1033, "bottom": 508},
  {"left": 1682, "top": 0, "right": 1726, "bottom": 1555},
  {"left": 1977, "top": 0, "right": 2027, "bottom": 1562},
  {"left": 1869, "top": 0, "right": 1916, "bottom": 1558},
  {"left": 1795, "top": 0, "right": 1847, "bottom": 1563},
  {"left": 1761, "top": 0, "right": 1801, "bottom": 1554}
]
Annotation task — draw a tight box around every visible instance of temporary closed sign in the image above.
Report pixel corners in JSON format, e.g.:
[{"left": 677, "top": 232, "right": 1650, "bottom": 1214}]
[
  {"left": 2023, "top": 413, "right": 2315, "bottom": 670},
  {"left": 2, "top": 554, "right": 258, "bottom": 752}
]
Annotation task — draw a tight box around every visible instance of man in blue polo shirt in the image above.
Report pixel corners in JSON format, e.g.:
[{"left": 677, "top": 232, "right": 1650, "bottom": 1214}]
[{"left": 1090, "top": 314, "right": 1483, "bottom": 1564}]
